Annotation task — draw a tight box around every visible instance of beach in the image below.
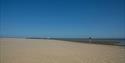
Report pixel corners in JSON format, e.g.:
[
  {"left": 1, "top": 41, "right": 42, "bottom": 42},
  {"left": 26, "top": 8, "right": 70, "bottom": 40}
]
[{"left": 0, "top": 38, "right": 125, "bottom": 63}]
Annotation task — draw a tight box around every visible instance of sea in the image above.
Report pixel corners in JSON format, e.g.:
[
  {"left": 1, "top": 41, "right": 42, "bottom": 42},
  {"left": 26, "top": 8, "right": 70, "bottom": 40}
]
[
  {"left": 52, "top": 38, "right": 125, "bottom": 46},
  {"left": 0, "top": 37, "right": 125, "bottom": 46}
]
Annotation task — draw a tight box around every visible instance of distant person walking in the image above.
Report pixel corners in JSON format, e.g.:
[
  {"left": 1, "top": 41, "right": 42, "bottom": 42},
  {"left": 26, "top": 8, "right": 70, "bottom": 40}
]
[{"left": 89, "top": 37, "right": 92, "bottom": 43}]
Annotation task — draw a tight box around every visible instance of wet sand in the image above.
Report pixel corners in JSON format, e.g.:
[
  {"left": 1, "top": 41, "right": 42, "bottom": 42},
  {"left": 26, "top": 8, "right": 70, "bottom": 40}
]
[{"left": 0, "top": 38, "right": 125, "bottom": 63}]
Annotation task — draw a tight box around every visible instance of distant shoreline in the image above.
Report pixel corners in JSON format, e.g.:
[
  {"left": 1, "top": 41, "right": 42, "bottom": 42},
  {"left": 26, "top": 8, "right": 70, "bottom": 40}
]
[{"left": 0, "top": 37, "right": 125, "bottom": 46}]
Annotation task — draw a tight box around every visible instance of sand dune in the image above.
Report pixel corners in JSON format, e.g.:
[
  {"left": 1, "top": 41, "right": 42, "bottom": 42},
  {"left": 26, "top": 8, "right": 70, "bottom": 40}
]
[{"left": 0, "top": 38, "right": 125, "bottom": 63}]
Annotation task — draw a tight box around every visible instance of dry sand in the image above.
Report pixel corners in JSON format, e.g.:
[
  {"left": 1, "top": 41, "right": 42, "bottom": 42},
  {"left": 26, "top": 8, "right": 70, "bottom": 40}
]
[{"left": 0, "top": 38, "right": 125, "bottom": 63}]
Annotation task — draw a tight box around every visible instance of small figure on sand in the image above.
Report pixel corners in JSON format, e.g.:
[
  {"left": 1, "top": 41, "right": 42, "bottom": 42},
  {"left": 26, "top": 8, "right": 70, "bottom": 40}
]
[{"left": 89, "top": 37, "right": 92, "bottom": 43}]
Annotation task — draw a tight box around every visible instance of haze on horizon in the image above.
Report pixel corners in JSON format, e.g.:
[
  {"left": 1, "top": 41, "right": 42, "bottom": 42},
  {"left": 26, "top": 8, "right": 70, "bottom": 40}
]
[{"left": 0, "top": 0, "right": 125, "bottom": 38}]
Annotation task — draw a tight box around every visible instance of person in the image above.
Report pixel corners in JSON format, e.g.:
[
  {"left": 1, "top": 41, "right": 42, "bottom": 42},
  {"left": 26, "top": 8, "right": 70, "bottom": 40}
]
[{"left": 89, "top": 37, "right": 92, "bottom": 43}]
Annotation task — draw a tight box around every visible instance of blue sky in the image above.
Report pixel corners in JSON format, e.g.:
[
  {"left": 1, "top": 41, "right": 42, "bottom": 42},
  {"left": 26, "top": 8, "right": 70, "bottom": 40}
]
[{"left": 0, "top": 0, "right": 125, "bottom": 38}]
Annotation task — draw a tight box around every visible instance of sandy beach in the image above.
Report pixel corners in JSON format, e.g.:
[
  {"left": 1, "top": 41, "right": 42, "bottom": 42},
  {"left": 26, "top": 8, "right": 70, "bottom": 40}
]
[{"left": 0, "top": 38, "right": 125, "bottom": 63}]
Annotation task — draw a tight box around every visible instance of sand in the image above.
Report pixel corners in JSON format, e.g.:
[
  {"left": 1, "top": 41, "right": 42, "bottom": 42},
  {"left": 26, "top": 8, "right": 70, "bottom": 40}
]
[{"left": 0, "top": 38, "right": 125, "bottom": 63}]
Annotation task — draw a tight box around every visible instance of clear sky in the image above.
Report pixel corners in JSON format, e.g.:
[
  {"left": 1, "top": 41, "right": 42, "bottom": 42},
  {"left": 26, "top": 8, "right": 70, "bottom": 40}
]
[{"left": 0, "top": 0, "right": 125, "bottom": 38}]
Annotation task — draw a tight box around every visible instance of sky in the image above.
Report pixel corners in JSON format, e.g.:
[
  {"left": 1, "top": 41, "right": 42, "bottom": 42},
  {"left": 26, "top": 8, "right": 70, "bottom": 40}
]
[{"left": 0, "top": 0, "right": 125, "bottom": 38}]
